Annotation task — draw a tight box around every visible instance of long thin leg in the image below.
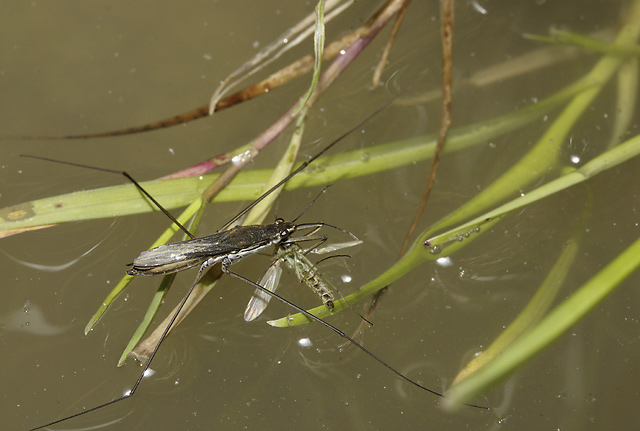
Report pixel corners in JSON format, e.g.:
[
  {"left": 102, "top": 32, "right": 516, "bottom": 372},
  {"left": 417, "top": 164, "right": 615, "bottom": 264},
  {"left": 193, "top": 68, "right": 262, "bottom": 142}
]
[
  {"left": 29, "top": 255, "right": 487, "bottom": 431},
  {"left": 222, "top": 266, "right": 489, "bottom": 411},
  {"left": 27, "top": 261, "right": 213, "bottom": 431},
  {"left": 19, "top": 155, "right": 195, "bottom": 240}
]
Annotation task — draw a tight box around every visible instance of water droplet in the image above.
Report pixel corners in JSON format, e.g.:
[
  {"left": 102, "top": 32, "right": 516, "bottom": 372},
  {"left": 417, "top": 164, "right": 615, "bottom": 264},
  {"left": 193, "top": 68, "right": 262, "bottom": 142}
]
[
  {"left": 436, "top": 257, "right": 452, "bottom": 267},
  {"left": 429, "top": 245, "right": 442, "bottom": 255},
  {"left": 298, "top": 338, "right": 312, "bottom": 347},
  {"left": 231, "top": 150, "right": 253, "bottom": 166}
]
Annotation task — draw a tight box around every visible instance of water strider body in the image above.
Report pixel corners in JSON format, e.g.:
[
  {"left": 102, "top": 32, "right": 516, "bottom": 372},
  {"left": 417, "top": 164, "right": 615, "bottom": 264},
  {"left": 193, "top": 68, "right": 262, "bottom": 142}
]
[{"left": 128, "top": 219, "right": 306, "bottom": 276}]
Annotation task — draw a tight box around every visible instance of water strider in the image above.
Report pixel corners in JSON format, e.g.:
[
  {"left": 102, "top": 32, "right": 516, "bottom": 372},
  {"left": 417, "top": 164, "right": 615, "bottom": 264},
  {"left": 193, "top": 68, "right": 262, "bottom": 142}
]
[{"left": 22, "top": 104, "right": 488, "bottom": 431}]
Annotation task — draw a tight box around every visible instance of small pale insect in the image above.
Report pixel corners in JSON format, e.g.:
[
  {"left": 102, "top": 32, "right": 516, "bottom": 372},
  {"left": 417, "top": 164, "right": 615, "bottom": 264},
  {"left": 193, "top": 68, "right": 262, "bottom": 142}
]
[{"left": 244, "top": 240, "right": 363, "bottom": 322}]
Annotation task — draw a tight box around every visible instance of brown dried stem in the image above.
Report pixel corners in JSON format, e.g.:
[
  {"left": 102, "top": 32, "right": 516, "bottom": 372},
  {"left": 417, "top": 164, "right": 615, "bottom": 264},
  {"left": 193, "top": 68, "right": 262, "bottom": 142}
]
[
  {"left": 373, "top": 0, "right": 410, "bottom": 89},
  {"left": 400, "top": 0, "right": 454, "bottom": 253},
  {"left": 8, "top": 1, "right": 398, "bottom": 142},
  {"left": 352, "top": 0, "right": 454, "bottom": 339}
]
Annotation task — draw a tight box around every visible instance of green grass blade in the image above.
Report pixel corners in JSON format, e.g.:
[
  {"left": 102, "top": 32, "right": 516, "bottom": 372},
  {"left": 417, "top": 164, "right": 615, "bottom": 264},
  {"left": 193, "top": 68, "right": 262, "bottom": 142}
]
[
  {"left": 443, "top": 232, "right": 640, "bottom": 410},
  {"left": 451, "top": 193, "right": 590, "bottom": 385},
  {"left": 294, "top": 0, "right": 325, "bottom": 114},
  {"left": 83, "top": 274, "right": 135, "bottom": 335},
  {"left": 117, "top": 273, "right": 175, "bottom": 366},
  {"left": 1, "top": 80, "right": 584, "bottom": 237},
  {"left": 525, "top": 29, "right": 640, "bottom": 56},
  {"left": 429, "top": 14, "right": 640, "bottom": 235},
  {"left": 608, "top": 57, "right": 639, "bottom": 148}
]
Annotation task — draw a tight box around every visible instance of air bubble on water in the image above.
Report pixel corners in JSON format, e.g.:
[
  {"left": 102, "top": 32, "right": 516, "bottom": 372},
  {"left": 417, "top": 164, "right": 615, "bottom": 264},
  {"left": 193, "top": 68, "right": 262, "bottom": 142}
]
[
  {"left": 429, "top": 245, "right": 442, "bottom": 255},
  {"left": 298, "top": 337, "right": 312, "bottom": 347},
  {"left": 436, "top": 257, "right": 452, "bottom": 267}
]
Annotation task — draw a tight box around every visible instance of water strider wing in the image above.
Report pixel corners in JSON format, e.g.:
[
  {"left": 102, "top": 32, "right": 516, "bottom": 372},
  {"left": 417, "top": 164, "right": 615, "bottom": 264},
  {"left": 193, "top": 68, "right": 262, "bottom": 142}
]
[{"left": 244, "top": 260, "right": 283, "bottom": 322}]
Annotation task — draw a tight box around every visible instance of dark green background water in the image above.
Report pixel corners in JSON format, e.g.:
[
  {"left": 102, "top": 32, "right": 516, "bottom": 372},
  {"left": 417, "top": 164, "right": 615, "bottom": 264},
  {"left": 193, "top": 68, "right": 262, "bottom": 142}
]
[{"left": 1, "top": 1, "right": 638, "bottom": 430}]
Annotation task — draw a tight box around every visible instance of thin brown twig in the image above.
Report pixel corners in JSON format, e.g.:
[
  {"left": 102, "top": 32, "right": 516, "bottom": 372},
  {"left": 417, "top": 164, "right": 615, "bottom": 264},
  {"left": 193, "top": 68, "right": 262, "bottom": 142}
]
[
  {"left": 372, "top": 0, "right": 410, "bottom": 88},
  {"left": 350, "top": 0, "right": 454, "bottom": 341},
  {"left": 400, "top": 0, "right": 454, "bottom": 255},
  {"left": 6, "top": 1, "right": 396, "bottom": 142}
]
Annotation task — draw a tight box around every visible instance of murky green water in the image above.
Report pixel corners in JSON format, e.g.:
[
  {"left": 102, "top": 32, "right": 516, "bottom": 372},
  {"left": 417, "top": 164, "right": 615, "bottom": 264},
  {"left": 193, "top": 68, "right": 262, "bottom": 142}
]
[{"left": 2, "top": 1, "right": 639, "bottom": 430}]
